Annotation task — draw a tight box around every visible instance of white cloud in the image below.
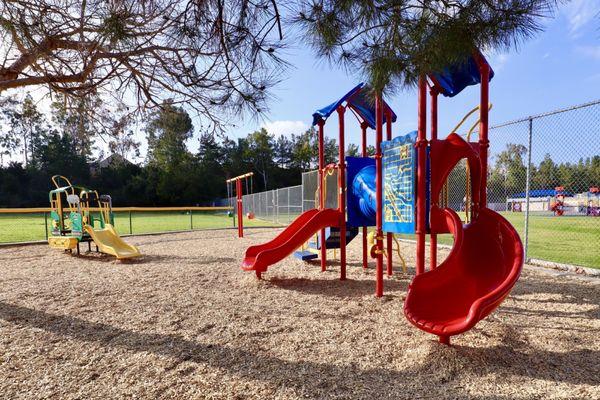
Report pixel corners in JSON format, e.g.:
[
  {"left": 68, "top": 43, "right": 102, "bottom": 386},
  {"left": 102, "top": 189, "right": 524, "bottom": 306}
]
[
  {"left": 262, "top": 120, "right": 308, "bottom": 137},
  {"left": 586, "top": 72, "right": 600, "bottom": 82},
  {"left": 562, "top": 0, "right": 600, "bottom": 36},
  {"left": 490, "top": 53, "right": 510, "bottom": 71},
  {"left": 576, "top": 45, "right": 600, "bottom": 60}
]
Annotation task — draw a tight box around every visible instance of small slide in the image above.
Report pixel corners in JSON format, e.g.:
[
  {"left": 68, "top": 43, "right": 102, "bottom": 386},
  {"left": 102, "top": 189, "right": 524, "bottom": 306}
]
[
  {"left": 242, "top": 208, "right": 342, "bottom": 277},
  {"left": 404, "top": 207, "right": 523, "bottom": 343},
  {"left": 84, "top": 224, "right": 141, "bottom": 259}
]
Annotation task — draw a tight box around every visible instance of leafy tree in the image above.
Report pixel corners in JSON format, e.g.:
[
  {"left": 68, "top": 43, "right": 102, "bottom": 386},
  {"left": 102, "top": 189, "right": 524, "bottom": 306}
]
[
  {"left": 274, "top": 135, "right": 294, "bottom": 168},
  {"left": 491, "top": 143, "right": 527, "bottom": 195},
  {"left": 198, "top": 133, "right": 226, "bottom": 201},
  {"left": 291, "top": 129, "right": 319, "bottom": 170},
  {"left": 5, "top": 94, "right": 49, "bottom": 167},
  {"left": 107, "top": 105, "right": 140, "bottom": 161},
  {"left": 50, "top": 96, "right": 105, "bottom": 158},
  {"left": 36, "top": 133, "right": 89, "bottom": 182},
  {"left": 534, "top": 154, "right": 559, "bottom": 189},
  {"left": 346, "top": 143, "right": 360, "bottom": 157},
  {"left": 245, "top": 128, "right": 275, "bottom": 190},
  {"left": 366, "top": 145, "right": 376, "bottom": 157},
  {"left": 146, "top": 101, "right": 194, "bottom": 169}
]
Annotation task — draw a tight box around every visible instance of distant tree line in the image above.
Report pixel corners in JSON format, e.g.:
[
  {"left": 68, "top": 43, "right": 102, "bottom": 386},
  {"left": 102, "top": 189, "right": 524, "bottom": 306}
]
[
  {"left": 0, "top": 96, "right": 346, "bottom": 207},
  {"left": 1, "top": 95, "right": 597, "bottom": 208}
]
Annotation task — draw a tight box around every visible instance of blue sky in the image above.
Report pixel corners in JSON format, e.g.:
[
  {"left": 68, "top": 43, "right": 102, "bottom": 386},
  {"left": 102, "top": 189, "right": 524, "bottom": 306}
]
[
  {"left": 223, "top": 1, "right": 599, "bottom": 164},
  {"left": 6, "top": 1, "right": 598, "bottom": 166}
]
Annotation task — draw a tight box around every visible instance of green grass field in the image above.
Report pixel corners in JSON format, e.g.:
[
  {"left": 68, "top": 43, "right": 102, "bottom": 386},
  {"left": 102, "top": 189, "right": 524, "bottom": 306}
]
[
  {"left": 0, "top": 211, "right": 278, "bottom": 245},
  {"left": 0, "top": 211, "right": 597, "bottom": 269},
  {"left": 397, "top": 212, "right": 599, "bottom": 269}
]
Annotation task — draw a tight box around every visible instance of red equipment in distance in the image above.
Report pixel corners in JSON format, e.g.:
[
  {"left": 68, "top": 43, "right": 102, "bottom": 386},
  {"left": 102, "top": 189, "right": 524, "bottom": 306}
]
[
  {"left": 226, "top": 172, "right": 253, "bottom": 238},
  {"left": 551, "top": 186, "right": 566, "bottom": 216}
]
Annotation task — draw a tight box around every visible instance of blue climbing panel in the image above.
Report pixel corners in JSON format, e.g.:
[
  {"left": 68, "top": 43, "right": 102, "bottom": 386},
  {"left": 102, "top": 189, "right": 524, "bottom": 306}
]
[{"left": 382, "top": 131, "right": 418, "bottom": 234}]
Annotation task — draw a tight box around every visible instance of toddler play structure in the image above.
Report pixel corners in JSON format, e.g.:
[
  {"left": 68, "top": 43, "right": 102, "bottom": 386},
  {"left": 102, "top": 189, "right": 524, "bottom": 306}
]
[
  {"left": 48, "top": 175, "right": 141, "bottom": 259},
  {"left": 226, "top": 172, "right": 254, "bottom": 237},
  {"left": 550, "top": 186, "right": 567, "bottom": 216},
  {"left": 242, "top": 52, "right": 524, "bottom": 344}
]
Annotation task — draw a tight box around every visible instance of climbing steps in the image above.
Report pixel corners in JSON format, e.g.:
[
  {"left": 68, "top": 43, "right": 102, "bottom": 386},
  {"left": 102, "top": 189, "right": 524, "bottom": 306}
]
[{"left": 293, "top": 226, "right": 358, "bottom": 261}]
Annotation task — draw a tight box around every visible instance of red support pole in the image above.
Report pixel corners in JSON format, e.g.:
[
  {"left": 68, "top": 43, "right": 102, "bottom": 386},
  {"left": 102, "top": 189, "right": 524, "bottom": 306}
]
[
  {"left": 318, "top": 120, "right": 327, "bottom": 272},
  {"left": 337, "top": 106, "right": 347, "bottom": 281},
  {"left": 361, "top": 121, "right": 368, "bottom": 270},
  {"left": 416, "top": 78, "right": 427, "bottom": 276},
  {"left": 375, "top": 95, "right": 384, "bottom": 297},
  {"left": 478, "top": 61, "right": 490, "bottom": 208},
  {"left": 385, "top": 109, "right": 393, "bottom": 276},
  {"left": 429, "top": 87, "right": 439, "bottom": 270},
  {"left": 236, "top": 178, "right": 243, "bottom": 238}
]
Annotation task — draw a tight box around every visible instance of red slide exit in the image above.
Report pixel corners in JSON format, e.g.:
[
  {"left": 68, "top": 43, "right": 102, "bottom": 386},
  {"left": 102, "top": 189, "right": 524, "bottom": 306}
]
[
  {"left": 404, "top": 207, "right": 523, "bottom": 344},
  {"left": 242, "top": 208, "right": 342, "bottom": 278}
]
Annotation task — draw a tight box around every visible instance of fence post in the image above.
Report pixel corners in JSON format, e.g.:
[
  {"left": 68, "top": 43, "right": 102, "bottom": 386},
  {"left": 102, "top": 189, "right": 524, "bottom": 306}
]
[
  {"left": 523, "top": 117, "right": 533, "bottom": 261},
  {"left": 272, "top": 190, "right": 276, "bottom": 223},
  {"left": 129, "top": 210, "right": 133, "bottom": 235},
  {"left": 190, "top": 209, "right": 193, "bottom": 230},
  {"left": 44, "top": 212, "right": 49, "bottom": 240}
]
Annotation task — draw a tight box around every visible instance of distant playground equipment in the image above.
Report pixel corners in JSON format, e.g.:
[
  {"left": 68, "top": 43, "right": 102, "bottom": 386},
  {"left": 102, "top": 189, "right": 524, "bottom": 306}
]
[
  {"left": 509, "top": 186, "right": 598, "bottom": 216},
  {"left": 550, "top": 186, "right": 567, "bottom": 216},
  {"left": 241, "top": 51, "right": 523, "bottom": 345},
  {"left": 550, "top": 186, "right": 600, "bottom": 217},
  {"left": 226, "top": 172, "right": 254, "bottom": 237},
  {"left": 48, "top": 175, "right": 141, "bottom": 259},
  {"left": 587, "top": 187, "right": 600, "bottom": 216}
]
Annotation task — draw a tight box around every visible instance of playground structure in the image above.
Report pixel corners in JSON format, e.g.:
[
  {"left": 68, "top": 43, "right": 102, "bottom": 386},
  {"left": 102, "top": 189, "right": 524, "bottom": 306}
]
[
  {"left": 551, "top": 186, "right": 567, "bottom": 216},
  {"left": 242, "top": 51, "right": 524, "bottom": 345},
  {"left": 226, "top": 172, "right": 254, "bottom": 237},
  {"left": 507, "top": 186, "right": 599, "bottom": 216},
  {"left": 586, "top": 187, "right": 600, "bottom": 216},
  {"left": 48, "top": 175, "right": 141, "bottom": 259},
  {"left": 548, "top": 186, "right": 599, "bottom": 217}
]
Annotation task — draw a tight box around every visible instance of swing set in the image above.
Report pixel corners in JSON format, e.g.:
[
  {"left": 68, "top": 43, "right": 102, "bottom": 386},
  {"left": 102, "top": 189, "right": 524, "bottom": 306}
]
[{"left": 226, "top": 172, "right": 254, "bottom": 238}]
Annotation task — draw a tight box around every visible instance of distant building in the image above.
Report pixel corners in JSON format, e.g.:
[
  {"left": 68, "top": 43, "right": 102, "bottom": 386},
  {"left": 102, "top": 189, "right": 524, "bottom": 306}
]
[
  {"left": 90, "top": 154, "right": 134, "bottom": 174},
  {"left": 507, "top": 188, "right": 598, "bottom": 216}
]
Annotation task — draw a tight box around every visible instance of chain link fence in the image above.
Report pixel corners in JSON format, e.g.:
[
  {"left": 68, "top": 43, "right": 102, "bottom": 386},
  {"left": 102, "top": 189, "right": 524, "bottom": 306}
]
[
  {"left": 228, "top": 185, "right": 304, "bottom": 225},
  {"left": 444, "top": 99, "right": 599, "bottom": 268},
  {"left": 0, "top": 208, "right": 250, "bottom": 244}
]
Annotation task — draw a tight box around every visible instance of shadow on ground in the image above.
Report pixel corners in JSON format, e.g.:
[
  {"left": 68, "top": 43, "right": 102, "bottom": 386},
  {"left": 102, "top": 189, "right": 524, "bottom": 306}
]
[{"left": 0, "top": 300, "right": 597, "bottom": 398}]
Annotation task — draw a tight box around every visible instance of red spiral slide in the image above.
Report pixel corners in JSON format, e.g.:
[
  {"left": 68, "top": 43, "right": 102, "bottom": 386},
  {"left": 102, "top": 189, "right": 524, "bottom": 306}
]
[
  {"left": 404, "top": 207, "right": 523, "bottom": 344},
  {"left": 242, "top": 208, "right": 342, "bottom": 278}
]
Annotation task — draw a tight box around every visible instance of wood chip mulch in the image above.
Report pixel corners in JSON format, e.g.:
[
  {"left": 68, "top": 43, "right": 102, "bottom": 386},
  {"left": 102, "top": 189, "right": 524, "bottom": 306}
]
[{"left": 0, "top": 228, "right": 598, "bottom": 399}]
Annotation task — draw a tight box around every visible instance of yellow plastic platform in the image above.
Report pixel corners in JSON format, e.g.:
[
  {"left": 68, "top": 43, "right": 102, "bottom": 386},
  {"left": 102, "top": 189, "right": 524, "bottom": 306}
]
[
  {"left": 48, "top": 236, "right": 78, "bottom": 250},
  {"left": 84, "top": 224, "right": 141, "bottom": 259}
]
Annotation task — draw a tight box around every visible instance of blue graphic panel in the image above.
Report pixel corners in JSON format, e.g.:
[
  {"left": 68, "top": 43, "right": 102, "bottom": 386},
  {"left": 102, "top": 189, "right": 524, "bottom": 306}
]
[
  {"left": 347, "top": 156, "right": 376, "bottom": 227},
  {"left": 382, "top": 131, "right": 417, "bottom": 234}
]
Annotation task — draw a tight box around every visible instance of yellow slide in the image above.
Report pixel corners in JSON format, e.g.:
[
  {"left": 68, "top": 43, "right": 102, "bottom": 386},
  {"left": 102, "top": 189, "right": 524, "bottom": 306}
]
[{"left": 84, "top": 224, "right": 141, "bottom": 259}]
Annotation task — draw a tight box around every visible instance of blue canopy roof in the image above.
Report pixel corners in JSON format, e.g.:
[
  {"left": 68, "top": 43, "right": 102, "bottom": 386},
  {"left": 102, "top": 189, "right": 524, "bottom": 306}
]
[
  {"left": 311, "top": 83, "right": 397, "bottom": 128},
  {"left": 511, "top": 189, "right": 572, "bottom": 198},
  {"left": 430, "top": 53, "right": 495, "bottom": 98}
]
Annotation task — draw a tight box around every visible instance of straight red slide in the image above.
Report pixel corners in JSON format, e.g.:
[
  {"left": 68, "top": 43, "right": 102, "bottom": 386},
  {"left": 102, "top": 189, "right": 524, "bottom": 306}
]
[
  {"left": 242, "top": 208, "right": 342, "bottom": 278},
  {"left": 404, "top": 207, "right": 523, "bottom": 344}
]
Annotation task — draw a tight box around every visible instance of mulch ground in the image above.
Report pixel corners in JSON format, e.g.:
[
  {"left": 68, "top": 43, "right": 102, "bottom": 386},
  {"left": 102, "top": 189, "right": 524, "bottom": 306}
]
[{"left": 0, "top": 228, "right": 598, "bottom": 399}]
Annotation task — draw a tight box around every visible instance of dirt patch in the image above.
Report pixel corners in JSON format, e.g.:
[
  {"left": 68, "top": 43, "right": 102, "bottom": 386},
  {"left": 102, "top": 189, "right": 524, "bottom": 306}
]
[{"left": 0, "top": 228, "right": 598, "bottom": 399}]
